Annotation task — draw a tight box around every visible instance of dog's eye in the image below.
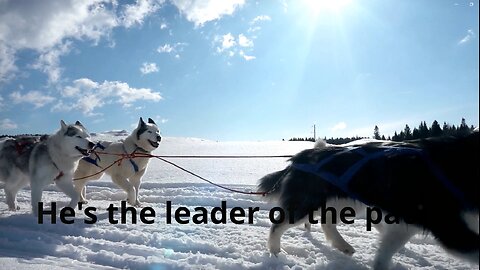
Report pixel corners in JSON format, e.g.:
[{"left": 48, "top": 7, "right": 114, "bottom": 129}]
[
  {"left": 76, "top": 135, "right": 82, "bottom": 138},
  {"left": 147, "top": 131, "right": 152, "bottom": 133}
]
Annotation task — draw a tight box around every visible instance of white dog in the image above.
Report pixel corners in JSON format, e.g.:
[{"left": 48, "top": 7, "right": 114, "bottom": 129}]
[
  {"left": 29, "top": 120, "right": 95, "bottom": 214},
  {"left": 74, "top": 117, "right": 161, "bottom": 206}
]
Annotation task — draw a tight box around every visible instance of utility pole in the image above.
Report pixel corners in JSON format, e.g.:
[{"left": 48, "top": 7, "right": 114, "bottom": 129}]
[{"left": 313, "top": 124, "right": 316, "bottom": 141}]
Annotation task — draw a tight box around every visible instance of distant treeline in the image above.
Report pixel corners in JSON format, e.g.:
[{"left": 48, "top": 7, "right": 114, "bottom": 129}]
[
  {"left": 384, "top": 118, "right": 475, "bottom": 141},
  {"left": 0, "top": 133, "right": 46, "bottom": 139},
  {"left": 289, "top": 118, "right": 476, "bottom": 144},
  {"left": 288, "top": 136, "right": 367, "bottom": 145}
]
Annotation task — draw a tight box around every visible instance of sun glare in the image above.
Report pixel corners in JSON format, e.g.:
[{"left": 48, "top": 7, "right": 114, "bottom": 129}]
[{"left": 303, "top": 0, "right": 352, "bottom": 15}]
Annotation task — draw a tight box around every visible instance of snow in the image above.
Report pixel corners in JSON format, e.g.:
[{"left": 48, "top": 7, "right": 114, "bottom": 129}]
[{"left": 0, "top": 137, "right": 478, "bottom": 269}]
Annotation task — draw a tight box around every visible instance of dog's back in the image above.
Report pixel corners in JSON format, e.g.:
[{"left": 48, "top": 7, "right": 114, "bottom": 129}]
[
  {"left": 0, "top": 136, "right": 41, "bottom": 210},
  {"left": 0, "top": 136, "right": 40, "bottom": 179}
]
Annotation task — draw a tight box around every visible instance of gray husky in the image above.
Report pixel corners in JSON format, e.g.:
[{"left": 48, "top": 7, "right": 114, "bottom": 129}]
[
  {"left": 0, "top": 136, "right": 41, "bottom": 210},
  {"left": 74, "top": 117, "right": 161, "bottom": 206},
  {"left": 29, "top": 120, "right": 95, "bottom": 214}
]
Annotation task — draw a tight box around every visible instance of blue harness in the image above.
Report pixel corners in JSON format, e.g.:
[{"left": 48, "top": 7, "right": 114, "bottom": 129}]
[
  {"left": 82, "top": 142, "right": 140, "bottom": 173},
  {"left": 291, "top": 146, "right": 471, "bottom": 208},
  {"left": 82, "top": 143, "right": 106, "bottom": 168},
  {"left": 122, "top": 144, "right": 140, "bottom": 173}
]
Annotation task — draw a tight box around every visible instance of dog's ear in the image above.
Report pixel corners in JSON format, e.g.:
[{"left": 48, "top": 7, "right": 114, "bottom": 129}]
[
  {"left": 75, "top": 121, "right": 85, "bottom": 128},
  {"left": 60, "top": 120, "right": 67, "bottom": 131},
  {"left": 148, "top": 118, "right": 156, "bottom": 125},
  {"left": 138, "top": 117, "right": 146, "bottom": 128},
  {"left": 136, "top": 117, "right": 147, "bottom": 140}
]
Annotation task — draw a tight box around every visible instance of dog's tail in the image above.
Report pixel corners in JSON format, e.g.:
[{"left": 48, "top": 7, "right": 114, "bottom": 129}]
[{"left": 258, "top": 168, "right": 288, "bottom": 200}]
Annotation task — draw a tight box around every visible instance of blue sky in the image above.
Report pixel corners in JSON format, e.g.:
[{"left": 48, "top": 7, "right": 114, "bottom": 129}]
[{"left": 0, "top": 0, "right": 478, "bottom": 141}]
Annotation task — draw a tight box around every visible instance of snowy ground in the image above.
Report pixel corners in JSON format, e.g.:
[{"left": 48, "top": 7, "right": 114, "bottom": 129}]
[{"left": 0, "top": 137, "right": 478, "bottom": 269}]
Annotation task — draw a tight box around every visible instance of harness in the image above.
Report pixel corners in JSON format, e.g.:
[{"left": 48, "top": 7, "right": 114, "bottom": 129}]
[
  {"left": 291, "top": 145, "right": 471, "bottom": 208},
  {"left": 50, "top": 157, "right": 64, "bottom": 182},
  {"left": 123, "top": 144, "right": 140, "bottom": 173},
  {"left": 82, "top": 142, "right": 106, "bottom": 168},
  {"left": 82, "top": 142, "right": 146, "bottom": 173},
  {"left": 14, "top": 140, "right": 35, "bottom": 155}
]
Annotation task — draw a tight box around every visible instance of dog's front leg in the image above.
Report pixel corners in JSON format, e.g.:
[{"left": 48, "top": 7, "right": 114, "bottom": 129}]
[
  {"left": 111, "top": 174, "right": 136, "bottom": 206},
  {"left": 55, "top": 173, "right": 80, "bottom": 209},
  {"left": 74, "top": 179, "right": 89, "bottom": 203},
  {"left": 129, "top": 169, "right": 146, "bottom": 207},
  {"left": 30, "top": 174, "right": 47, "bottom": 215}
]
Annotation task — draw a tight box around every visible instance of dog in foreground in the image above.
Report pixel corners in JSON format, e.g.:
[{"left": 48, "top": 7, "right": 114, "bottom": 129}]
[
  {"left": 0, "top": 121, "right": 94, "bottom": 213},
  {"left": 258, "top": 131, "right": 479, "bottom": 269},
  {"left": 74, "top": 117, "right": 161, "bottom": 206}
]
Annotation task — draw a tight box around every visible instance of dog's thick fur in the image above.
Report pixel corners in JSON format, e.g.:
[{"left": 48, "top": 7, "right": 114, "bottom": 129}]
[
  {"left": 74, "top": 117, "right": 161, "bottom": 206},
  {"left": 259, "top": 132, "right": 479, "bottom": 269},
  {"left": 0, "top": 136, "right": 40, "bottom": 210},
  {"left": 29, "top": 121, "right": 94, "bottom": 214}
]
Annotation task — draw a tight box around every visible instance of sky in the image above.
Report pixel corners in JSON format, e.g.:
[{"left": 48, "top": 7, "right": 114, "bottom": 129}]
[{"left": 0, "top": 0, "right": 478, "bottom": 141}]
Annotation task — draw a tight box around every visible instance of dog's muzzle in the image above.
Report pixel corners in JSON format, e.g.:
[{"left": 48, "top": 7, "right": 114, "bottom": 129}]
[
  {"left": 76, "top": 146, "right": 90, "bottom": 156},
  {"left": 76, "top": 142, "right": 95, "bottom": 156},
  {"left": 148, "top": 136, "right": 161, "bottom": 148}
]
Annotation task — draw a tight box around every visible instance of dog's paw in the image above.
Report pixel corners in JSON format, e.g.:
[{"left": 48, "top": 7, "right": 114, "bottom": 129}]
[
  {"left": 268, "top": 241, "right": 281, "bottom": 256},
  {"left": 269, "top": 252, "right": 279, "bottom": 258},
  {"left": 134, "top": 200, "right": 142, "bottom": 207},
  {"left": 333, "top": 242, "right": 355, "bottom": 256},
  {"left": 127, "top": 198, "right": 142, "bottom": 207},
  {"left": 8, "top": 204, "right": 20, "bottom": 211}
]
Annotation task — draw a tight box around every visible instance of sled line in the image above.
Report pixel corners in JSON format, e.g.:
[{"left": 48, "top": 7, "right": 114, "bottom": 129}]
[{"left": 74, "top": 151, "right": 292, "bottom": 195}]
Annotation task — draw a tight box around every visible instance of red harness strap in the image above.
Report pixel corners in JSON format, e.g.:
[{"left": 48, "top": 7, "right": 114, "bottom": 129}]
[
  {"left": 15, "top": 141, "right": 32, "bottom": 155},
  {"left": 54, "top": 171, "right": 64, "bottom": 181}
]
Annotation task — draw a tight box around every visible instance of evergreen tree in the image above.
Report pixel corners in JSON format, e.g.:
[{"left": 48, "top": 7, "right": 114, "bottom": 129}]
[
  {"left": 412, "top": 127, "right": 420, "bottom": 139},
  {"left": 458, "top": 118, "right": 470, "bottom": 136},
  {"left": 373, "top": 125, "right": 381, "bottom": 140},
  {"left": 430, "top": 120, "right": 442, "bottom": 137},
  {"left": 442, "top": 122, "right": 452, "bottom": 136},
  {"left": 419, "top": 121, "right": 429, "bottom": 138},
  {"left": 404, "top": 124, "right": 412, "bottom": 140},
  {"left": 392, "top": 131, "right": 399, "bottom": 141}
]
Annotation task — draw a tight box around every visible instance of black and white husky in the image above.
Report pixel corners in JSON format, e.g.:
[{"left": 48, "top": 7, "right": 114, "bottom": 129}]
[
  {"left": 259, "top": 132, "right": 479, "bottom": 269},
  {"left": 74, "top": 117, "right": 161, "bottom": 206}
]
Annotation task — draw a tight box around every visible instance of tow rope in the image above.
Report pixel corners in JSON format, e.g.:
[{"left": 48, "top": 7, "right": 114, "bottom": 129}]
[{"left": 75, "top": 151, "right": 292, "bottom": 196}]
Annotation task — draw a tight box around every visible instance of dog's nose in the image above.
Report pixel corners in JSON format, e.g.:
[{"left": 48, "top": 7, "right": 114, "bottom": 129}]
[
  {"left": 88, "top": 141, "right": 95, "bottom": 149},
  {"left": 157, "top": 135, "right": 162, "bottom": 142}
]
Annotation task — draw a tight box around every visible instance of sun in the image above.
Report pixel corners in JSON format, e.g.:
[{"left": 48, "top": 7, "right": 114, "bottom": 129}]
[{"left": 303, "top": 0, "right": 352, "bottom": 15}]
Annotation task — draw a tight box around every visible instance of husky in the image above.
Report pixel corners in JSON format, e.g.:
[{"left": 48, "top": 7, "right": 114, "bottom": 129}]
[
  {"left": 28, "top": 120, "right": 95, "bottom": 214},
  {"left": 258, "top": 132, "right": 479, "bottom": 269},
  {"left": 74, "top": 117, "right": 161, "bottom": 206},
  {"left": 0, "top": 136, "right": 41, "bottom": 210}
]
